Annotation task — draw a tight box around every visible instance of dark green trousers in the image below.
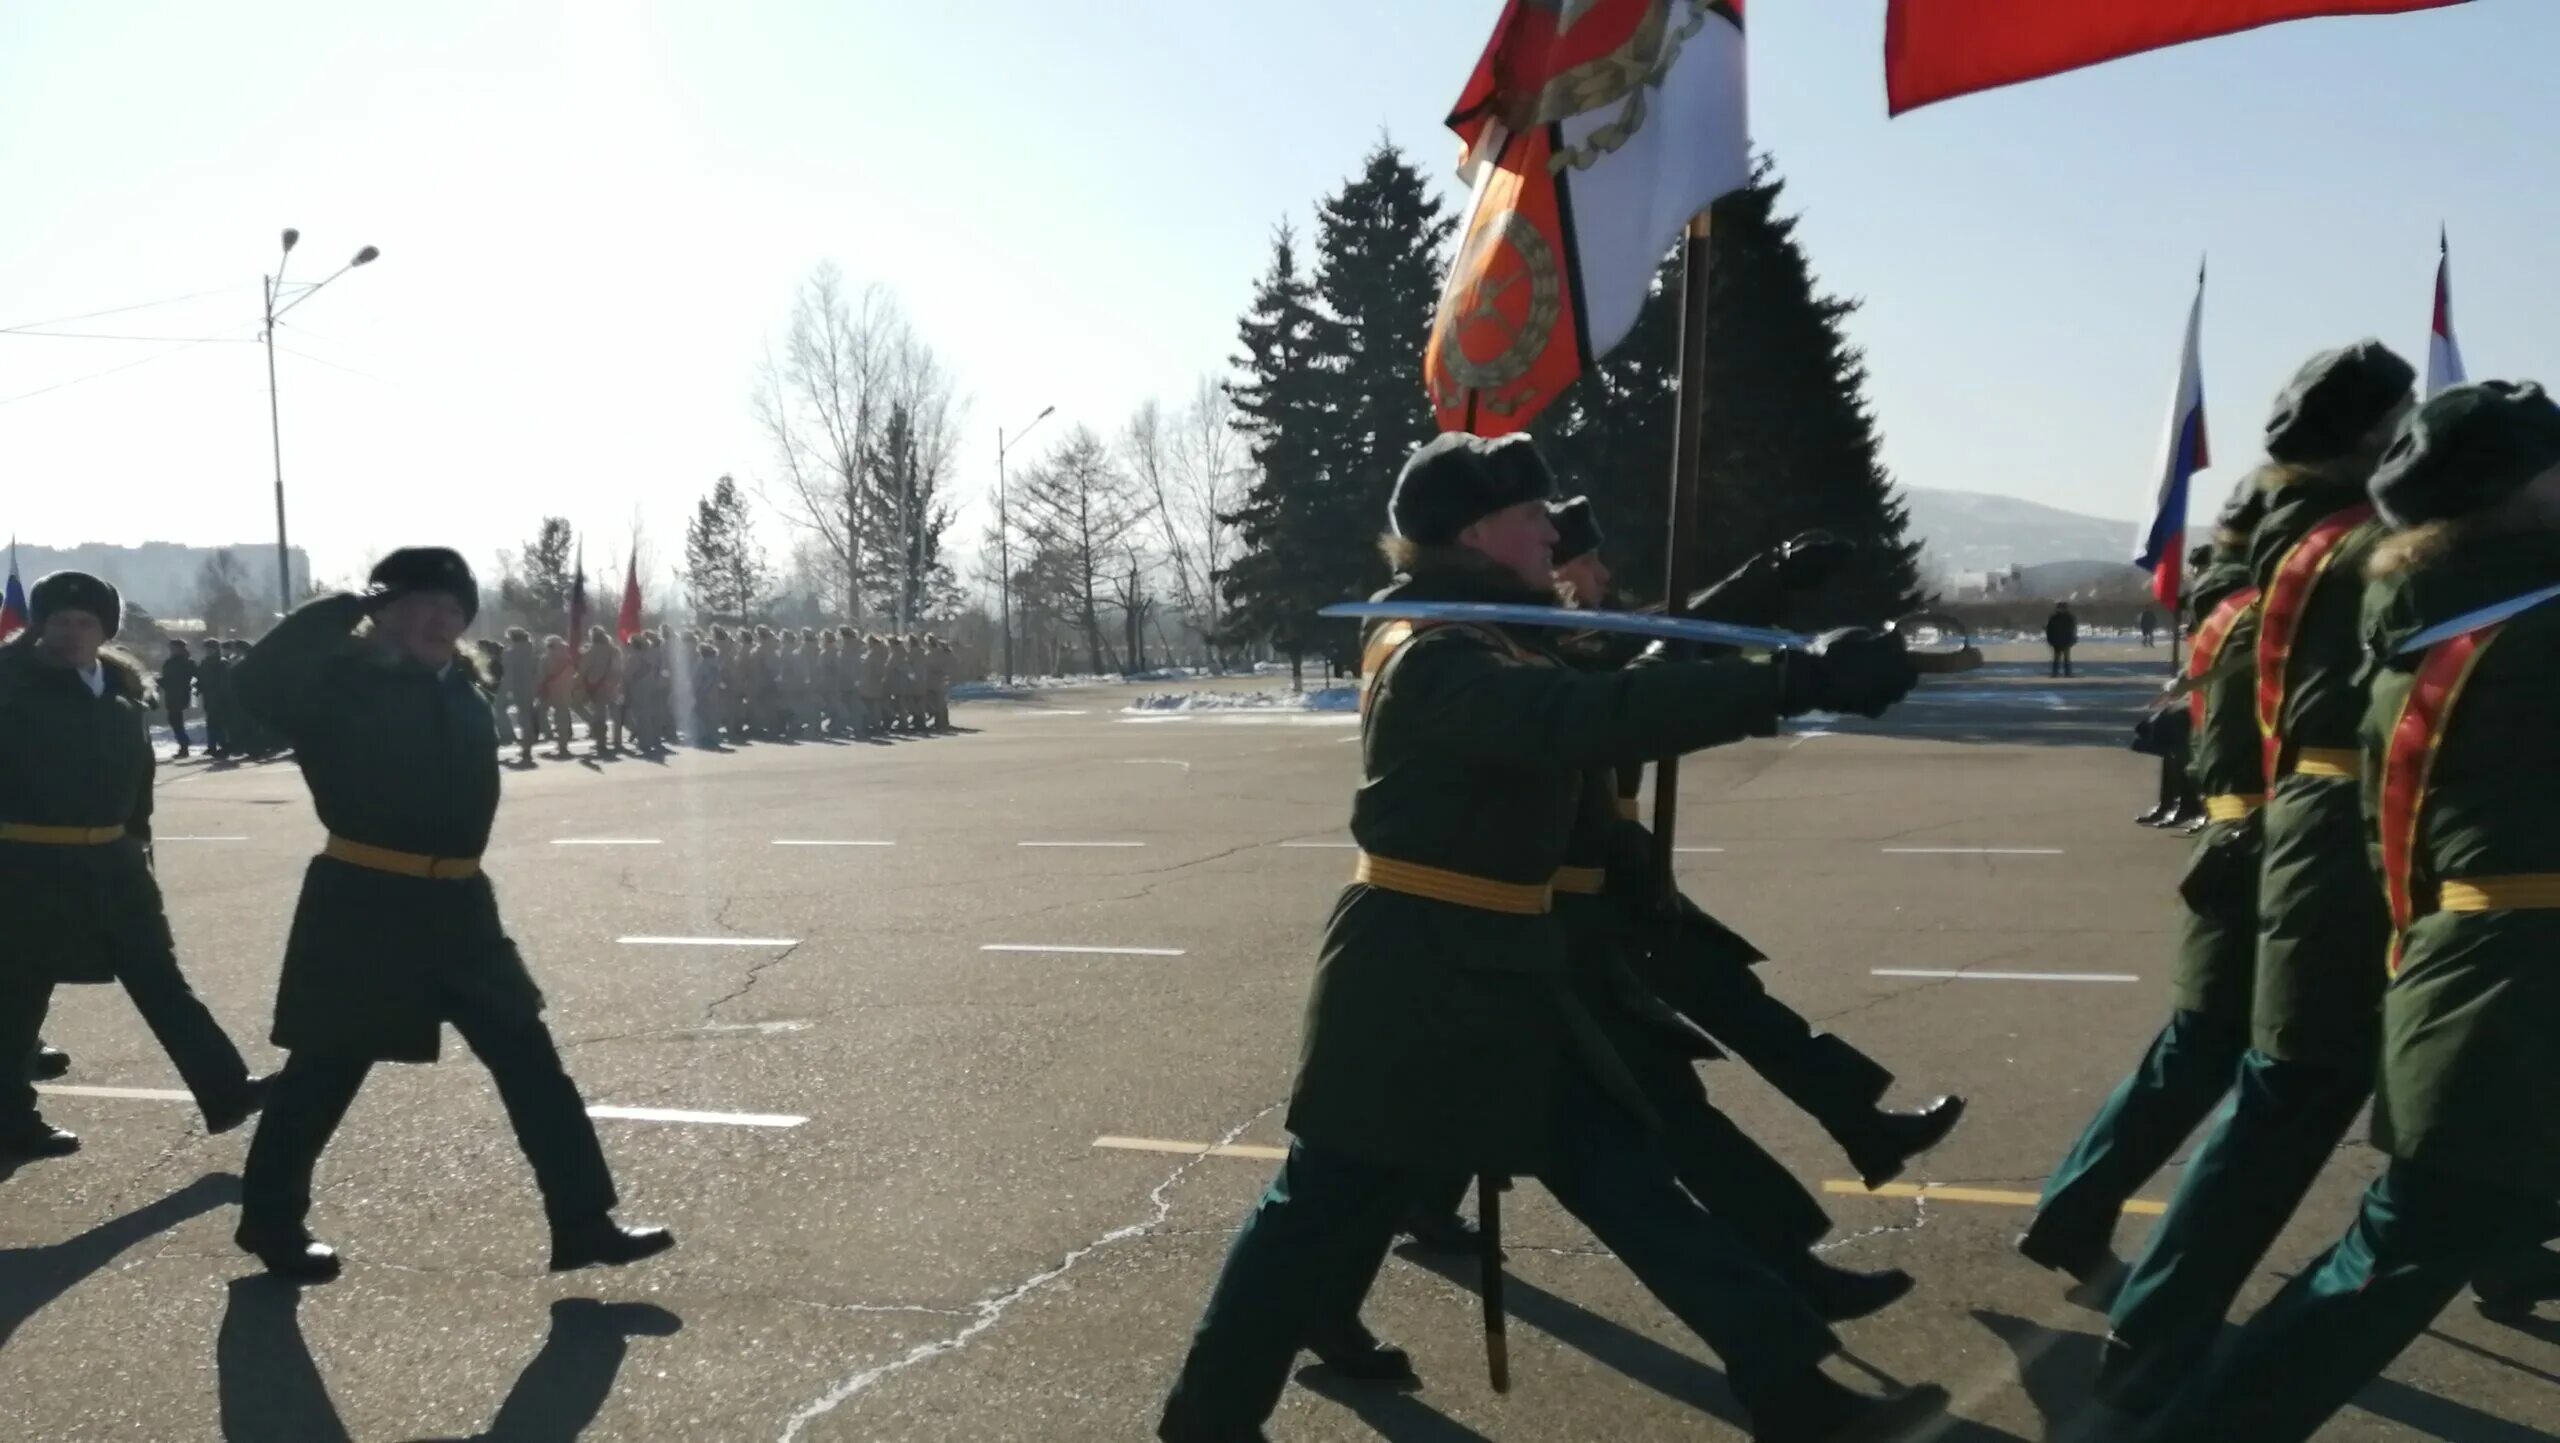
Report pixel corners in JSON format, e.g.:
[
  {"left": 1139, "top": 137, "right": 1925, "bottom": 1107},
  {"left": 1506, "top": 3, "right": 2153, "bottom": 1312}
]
[
  {"left": 1645, "top": 952, "right": 1894, "bottom": 1153},
  {"left": 2103, "top": 1048, "right": 2370, "bottom": 1403},
  {"left": 1159, "top": 1069, "right": 1836, "bottom": 1437},
  {"left": 2026, "top": 1009, "right": 2249, "bottom": 1261},
  {"left": 2133, "top": 1160, "right": 2560, "bottom": 1443},
  {"left": 0, "top": 959, "right": 253, "bottom": 1127},
  {"left": 241, "top": 991, "right": 615, "bottom": 1232}
]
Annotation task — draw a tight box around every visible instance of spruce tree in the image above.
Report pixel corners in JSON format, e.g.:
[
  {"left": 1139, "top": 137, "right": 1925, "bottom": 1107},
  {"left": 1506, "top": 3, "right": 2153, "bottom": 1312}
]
[
  {"left": 1218, "top": 224, "right": 1335, "bottom": 672},
  {"left": 683, "top": 475, "right": 770, "bottom": 624},
  {"left": 1539, "top": 160, "right": 1923, "bottom": 626},
  {"left": 1308, "top": 140, "right": 1453, "bottom": 592}
]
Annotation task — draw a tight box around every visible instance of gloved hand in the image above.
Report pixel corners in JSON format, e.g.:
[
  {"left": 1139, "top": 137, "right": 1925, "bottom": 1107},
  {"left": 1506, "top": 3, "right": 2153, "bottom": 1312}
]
[
  {"left": 1686, "top": 533, "right": 1850, "bottom": 626},
  {"left": 1769, "top": 531, "right": 1852, "bottom": 592},
  {"left": 1778, "top": 627, "right": 1917, "bottom": 719}
]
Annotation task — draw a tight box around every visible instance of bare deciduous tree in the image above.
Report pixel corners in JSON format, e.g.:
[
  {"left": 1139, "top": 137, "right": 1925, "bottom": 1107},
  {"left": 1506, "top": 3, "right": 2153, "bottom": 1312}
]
[
  {"left": 1013, "top": 426, "right": 1142, "bottom": 675},
  {"left": 755, "top": 263, "right": 894, "bottom": 622},
  {"left": 1124, "top": 376, "right": 1243, "bottom": 651}
]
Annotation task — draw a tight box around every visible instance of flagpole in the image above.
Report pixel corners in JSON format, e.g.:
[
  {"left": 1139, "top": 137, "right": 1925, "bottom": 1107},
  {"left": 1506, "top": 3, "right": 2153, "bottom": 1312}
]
[{"left": 1649, "top": 209, "right": 1718, "bottom": 904}]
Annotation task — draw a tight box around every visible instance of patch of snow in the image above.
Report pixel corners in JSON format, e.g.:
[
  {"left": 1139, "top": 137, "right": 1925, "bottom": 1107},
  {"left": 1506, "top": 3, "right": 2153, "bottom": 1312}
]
[{"left": 1124, "top": 687, "right": 1357, "bottom": 714}]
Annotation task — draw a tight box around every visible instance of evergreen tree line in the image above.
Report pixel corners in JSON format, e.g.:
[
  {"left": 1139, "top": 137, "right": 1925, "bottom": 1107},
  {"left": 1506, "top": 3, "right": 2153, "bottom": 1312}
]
[{"left": 1217, "top": 144, "right": 1924, "bottom": 673}]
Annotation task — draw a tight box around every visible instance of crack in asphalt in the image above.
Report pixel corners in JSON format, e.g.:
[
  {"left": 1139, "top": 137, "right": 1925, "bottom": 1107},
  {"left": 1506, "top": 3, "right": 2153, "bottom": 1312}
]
[{"left": 774, "top": 1101, "right": 1284, "bottom": 1442}]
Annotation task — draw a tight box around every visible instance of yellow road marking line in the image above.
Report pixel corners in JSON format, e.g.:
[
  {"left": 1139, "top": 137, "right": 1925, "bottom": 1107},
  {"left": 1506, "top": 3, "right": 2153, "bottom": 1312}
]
[
  {"left": 1092, "top": 1137, "right": 2169, "bottom": 1215},
  {"left": 1825, "top": 1181, "right": 2166, "bottom": 1215}
]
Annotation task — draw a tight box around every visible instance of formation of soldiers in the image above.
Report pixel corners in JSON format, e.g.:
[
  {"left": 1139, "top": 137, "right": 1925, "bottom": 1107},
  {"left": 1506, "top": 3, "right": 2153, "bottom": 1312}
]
[
  {"left": 2014, "top": 345, "right": 2560, "bottom": 1442},
  {"left": 12, "top": 358, "right": 2557, "bottom": 1441},
  {"left": 480, "top": 623, "right": 955, "bottom": 762},
  {"left": 156, "top": 634, "right": 286, "bottom": 761},
  {"left": 1162, "top": 385, "right": 2560, "bottom": 1443}
]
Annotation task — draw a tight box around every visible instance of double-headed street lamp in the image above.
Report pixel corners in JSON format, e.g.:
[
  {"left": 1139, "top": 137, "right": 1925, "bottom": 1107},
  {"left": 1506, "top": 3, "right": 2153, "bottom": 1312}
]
[
  {"left": 995, "top": 404, "right": 1055, "bottom": 685},
  {"left": 262, "top": 228, "right": 380, "bottom": 618}
]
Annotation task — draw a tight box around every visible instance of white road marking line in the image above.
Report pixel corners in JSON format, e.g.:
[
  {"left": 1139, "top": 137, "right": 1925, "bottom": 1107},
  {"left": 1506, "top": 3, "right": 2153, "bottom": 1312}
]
[
  {"left": 771, "top": 839, "right": 895, "bottom": 847},
  {"left": 1872, "top": 969, "right": 2140, "bottom": 984},
  {"left": 1278, "top": 841, "right": 1356, "bottom": 849},
  {"left": 1673, "top": 846, "right": 1725, "bottom": 854},
  {"left": 1093, "top": 1135, "right": 1289, "bottom": 1162},
  {"left": 38, "top": 1084, "right": 806, "bottom": 1128},
  {"left": 1880, "top": 847, "right": 2065, "bottom": 855},
  {"left": 156, "top": 835, "right": 249, "bottom": 842},
  {"left": 981, "top": 944, "right": 1188, "bottom": 957},
  {"left": 586, "top": 1105, "right": 806, "bottom": 1128},
  {"left": 553, "top": 838, "right": 663, "bottom": 846},
  {"left": 1123, "top": 759, "right": 1192, "bottom": 770},
  {"left": 1018, "top": 841, "right": 1146, "bottom": 848},
  {"left": 1015, "top": 710, "right": 1091, "bottom": 717},
  {"left": 617, "top": 935, "right": 802, "bottom": 947}
]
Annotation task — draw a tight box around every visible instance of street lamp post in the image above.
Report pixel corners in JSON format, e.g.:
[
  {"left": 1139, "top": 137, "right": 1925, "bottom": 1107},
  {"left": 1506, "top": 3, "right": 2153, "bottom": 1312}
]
[
  {"left": 995, "top": 405, "right": 1055, "bottom": 685},
  {"left": 262, "top": 228, "right": 379, "bottom": 619}
]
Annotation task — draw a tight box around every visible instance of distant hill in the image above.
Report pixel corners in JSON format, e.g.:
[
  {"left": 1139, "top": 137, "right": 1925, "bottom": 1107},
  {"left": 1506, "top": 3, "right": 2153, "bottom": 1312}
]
[
  {"left": 1900, "top": 486, "right": 2210, "bottom": 584},
  {"left": 5, "top": 542, "right": 310, "bottom": 620}
]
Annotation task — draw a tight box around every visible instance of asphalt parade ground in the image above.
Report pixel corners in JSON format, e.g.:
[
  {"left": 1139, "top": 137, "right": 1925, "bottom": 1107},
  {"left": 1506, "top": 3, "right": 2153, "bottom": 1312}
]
[{"left": 5, "top": 642, "right": 2553, "bottom": 1442}]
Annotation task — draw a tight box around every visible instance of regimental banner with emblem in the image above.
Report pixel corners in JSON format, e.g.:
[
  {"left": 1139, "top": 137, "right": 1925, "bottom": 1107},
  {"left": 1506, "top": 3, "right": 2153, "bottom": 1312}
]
[{"left": 1425, "top": 1, "right": 1748, "bottom": 436}]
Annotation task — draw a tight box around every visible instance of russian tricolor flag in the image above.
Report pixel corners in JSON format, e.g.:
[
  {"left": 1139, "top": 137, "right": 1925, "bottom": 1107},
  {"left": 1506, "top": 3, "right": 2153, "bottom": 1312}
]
[
  {"left": 2137, "top": 268, "right": 2210, "bottom": 609},
  {"left": 0, "top": 542, "right": 25, "bottom": 642},
  {"left": 2426, "top": 227, "right": 2467, "bottom": 398}
]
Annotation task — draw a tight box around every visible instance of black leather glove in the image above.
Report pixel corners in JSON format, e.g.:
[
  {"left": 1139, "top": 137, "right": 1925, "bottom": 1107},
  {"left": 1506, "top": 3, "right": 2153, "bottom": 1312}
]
[
  {"left": 1778, "top": 627, "right": 1917, "bottom": 719},
  {"left": 1770, "top": 531, "right": 1852, "bottom": 592},
  {"left": 1686, "top": 533, "right": 1851, "bottom": 627}
]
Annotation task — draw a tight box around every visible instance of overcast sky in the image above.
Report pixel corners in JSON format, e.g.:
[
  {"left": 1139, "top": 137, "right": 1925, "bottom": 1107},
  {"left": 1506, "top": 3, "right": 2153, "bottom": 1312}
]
[{"left": 0, "top": 0, "right": 2543, "bottom": 595}]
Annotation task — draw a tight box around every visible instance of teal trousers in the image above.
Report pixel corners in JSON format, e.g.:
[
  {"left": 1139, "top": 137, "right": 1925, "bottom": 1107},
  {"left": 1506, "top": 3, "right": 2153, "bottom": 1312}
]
[
  {"left": 2025, "top": 1009, "right": 2249, "bottom": 1263},
  {"left": 2133, "top": 1159, "right": 2560, "bottom": 1443},
  {"left": 2102, "top": 1048, "right": 2369, "bottom": 1407}
]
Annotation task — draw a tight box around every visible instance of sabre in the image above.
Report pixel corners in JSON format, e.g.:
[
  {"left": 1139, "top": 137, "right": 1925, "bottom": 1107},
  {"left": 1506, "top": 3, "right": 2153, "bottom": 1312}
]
[
  {"left": 1318, "top": 601, "right": 1984, "bottom": 673},
  {"left": 2393, "top": 580, "right": 2560, "bottom": 655},
  {"left": 1478, "top": 1173, "right": 1510, "bottom": 1393}
]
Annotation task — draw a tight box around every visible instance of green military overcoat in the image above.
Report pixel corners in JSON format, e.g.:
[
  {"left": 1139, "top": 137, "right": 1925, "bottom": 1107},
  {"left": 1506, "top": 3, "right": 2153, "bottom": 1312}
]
[
  {"left": 0, "top": 643, "right": 173, "bottom": 987},
  {"left": 1285, "top": 548, "right": 1790, "bottom": 1178},
  {"left": 234, "top": 594, "right": 543, "bottom": 1064},
  {"left": 2251, "top": 478, "right": 2392, "bottom": 1070},
  {"left": 2361, "top": 529, "right": 2560, "bottom": 1196},
  {"left": 2169, "top": 559, "right": 2265, "bottom": 1023}
]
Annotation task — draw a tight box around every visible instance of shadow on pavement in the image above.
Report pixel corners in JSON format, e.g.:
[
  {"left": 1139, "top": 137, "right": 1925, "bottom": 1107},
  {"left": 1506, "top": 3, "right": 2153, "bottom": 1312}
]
[
  {"left": 1972, "top": 1309, "right": 2109, "bottom": 1439},
  {"left": 0, "top": 1171, "right": 237, "bottom": 1349},
  {"left": 217, "top": 1284, "right": 683, "bottom": 1443},
  {"left": 1298, "top": 1368, "right": 1496, "bottom": 1443},
  {"left": 2350, "top": 1375, "right": 2560, "bottom": 1443},
  {"left": 1400, "top": 1247, "right": 1745, "bottom": 1427}
]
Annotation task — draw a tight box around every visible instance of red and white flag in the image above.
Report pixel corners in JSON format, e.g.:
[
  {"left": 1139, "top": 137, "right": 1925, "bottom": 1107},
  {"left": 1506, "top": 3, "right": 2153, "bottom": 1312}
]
[
  {"left": 2425, "top": 228, "right": 2467, "bottom": 398},
  {"left": 1885, "top": 1, "right": 2470, "bottom": 115},
  {"left": 1426, "top": 1, "right": 1749, "bottom": 436},
  {"left": 616, "top": 554, "right": 643, "bottom": 644}
]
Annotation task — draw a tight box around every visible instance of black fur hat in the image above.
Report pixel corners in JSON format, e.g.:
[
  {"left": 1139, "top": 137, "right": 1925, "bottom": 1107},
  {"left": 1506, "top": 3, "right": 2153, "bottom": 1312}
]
[
  {"left": 2371, "top": 380, "right": 2560, "bottom": 528},
  {"left": 28, "top": 571, "right": 121, "bottom": 639},
  {"left": 1389, "top": 432, "right": 1556, "bottom": 545},
  {"left": 1549, "top": 496, "right": 1604, "bottom": 565},
  {"left": 368, "top": 547, "right": 480, "bottom": 624},
  {"left": 2264, "top": 341, "right": 2416, "bottom": 465}
]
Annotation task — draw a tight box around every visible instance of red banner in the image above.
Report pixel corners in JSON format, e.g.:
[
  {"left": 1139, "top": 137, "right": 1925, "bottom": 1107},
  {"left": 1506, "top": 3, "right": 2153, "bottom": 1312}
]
[{"left": 1886, "top": 1, "right": 2469, "bottom": 115}]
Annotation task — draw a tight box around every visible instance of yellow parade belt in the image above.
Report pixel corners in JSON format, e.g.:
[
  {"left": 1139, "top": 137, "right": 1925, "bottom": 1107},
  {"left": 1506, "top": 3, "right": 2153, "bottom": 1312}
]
[
  {"left": 1354, "top": 852, "right": 1552, "bottom": 915},
  {"left": 1550, "top": 866, "right": 1608, "bottom": 896},
  {"left": 324, "top": 834, "right": 482, "bottom": 880},
  {"left": 0, "top": 823, "right": 126, "bottom": 845},
  {"left": 2288, "top": 748, "right": 2364, "bottom": 779},
  {"left": 2204, "top": 794, "right": 2268, "bottom": 823},
  {"left": 2438, "top": 875, "right": 2560, "bottom": 912}
]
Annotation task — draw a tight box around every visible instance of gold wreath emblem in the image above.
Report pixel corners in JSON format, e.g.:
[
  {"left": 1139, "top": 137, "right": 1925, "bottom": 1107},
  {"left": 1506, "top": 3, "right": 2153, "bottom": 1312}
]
[{"left": 1434, "top": 206, "right": 1563, "bottom": 404}]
